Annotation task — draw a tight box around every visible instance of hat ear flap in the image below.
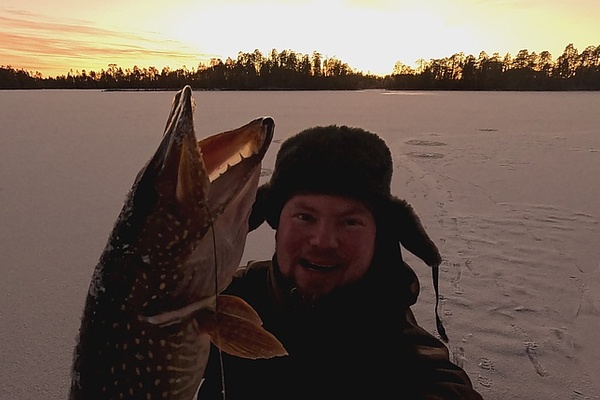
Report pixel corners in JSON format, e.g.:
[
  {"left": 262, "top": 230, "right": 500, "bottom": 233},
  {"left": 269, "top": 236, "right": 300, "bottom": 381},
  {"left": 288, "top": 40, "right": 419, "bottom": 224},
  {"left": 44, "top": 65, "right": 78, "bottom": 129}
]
[
  {"left": 390, "top": 197, "right": 441, "bottom": 268},
  {"left": 248, "top": 183, "right": 270, "bottom": 232},
  {"left": 390, "top": 197, "right": 448, "bottom": 342}
]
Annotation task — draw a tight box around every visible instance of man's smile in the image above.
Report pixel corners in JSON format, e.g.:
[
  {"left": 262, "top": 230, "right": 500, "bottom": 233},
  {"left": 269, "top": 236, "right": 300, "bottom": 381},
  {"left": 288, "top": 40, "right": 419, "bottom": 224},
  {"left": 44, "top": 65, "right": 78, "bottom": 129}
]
[{"left": 299, "top": 258, "right": 340, "bottom": 272}]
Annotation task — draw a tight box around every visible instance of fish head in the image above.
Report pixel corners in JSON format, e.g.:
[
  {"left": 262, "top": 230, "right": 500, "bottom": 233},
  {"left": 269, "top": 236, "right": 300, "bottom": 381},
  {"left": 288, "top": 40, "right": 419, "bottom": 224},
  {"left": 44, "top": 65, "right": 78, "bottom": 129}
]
[
  {"left": 188, "top": 115, "right": 275, "bottom": 296},
  {"left": 100, "top": 85, "right": 274, "bottom": 314}
]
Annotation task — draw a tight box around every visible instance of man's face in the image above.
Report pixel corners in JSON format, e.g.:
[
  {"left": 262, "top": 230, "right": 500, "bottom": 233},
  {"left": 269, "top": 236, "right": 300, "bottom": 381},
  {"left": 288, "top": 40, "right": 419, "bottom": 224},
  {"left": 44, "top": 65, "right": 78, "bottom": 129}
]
[{"left": 275, "top": 193, "right": 377, "bottom": 303}]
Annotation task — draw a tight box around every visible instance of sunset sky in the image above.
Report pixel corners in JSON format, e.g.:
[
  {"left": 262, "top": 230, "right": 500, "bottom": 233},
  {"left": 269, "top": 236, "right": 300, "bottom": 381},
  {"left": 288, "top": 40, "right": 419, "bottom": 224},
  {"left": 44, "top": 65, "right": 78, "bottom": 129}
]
[{"left": 1, "top": 0, "right": 599, "bottom": 77}]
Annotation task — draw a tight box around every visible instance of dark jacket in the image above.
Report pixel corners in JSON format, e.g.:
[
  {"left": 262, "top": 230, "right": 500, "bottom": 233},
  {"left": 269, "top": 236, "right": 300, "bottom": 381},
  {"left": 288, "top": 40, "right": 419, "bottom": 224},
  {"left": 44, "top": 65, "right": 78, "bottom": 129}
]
[{"left": 197, "top": 251, "right": 483, "bottom": 400}]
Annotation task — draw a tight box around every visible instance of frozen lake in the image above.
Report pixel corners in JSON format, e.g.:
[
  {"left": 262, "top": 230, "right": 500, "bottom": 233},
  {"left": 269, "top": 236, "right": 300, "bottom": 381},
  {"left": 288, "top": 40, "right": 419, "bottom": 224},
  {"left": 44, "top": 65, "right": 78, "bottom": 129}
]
[{"left": 1, "top": 89, "right": 599, "bottom": 399}]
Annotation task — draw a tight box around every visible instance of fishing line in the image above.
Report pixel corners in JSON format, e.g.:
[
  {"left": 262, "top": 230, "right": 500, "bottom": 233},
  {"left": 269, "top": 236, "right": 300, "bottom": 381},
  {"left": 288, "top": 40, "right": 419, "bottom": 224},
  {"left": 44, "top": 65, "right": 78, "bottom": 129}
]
[{"left": 202, "top": 201, "right": 228, "bottom": 400}]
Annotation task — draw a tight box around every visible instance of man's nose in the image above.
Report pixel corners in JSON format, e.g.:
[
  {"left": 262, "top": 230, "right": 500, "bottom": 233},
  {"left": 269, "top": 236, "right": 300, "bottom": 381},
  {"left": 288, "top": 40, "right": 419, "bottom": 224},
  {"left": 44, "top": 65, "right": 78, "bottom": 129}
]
[{"left": 308, "top": 221, "right": 339, "bottom": 248}]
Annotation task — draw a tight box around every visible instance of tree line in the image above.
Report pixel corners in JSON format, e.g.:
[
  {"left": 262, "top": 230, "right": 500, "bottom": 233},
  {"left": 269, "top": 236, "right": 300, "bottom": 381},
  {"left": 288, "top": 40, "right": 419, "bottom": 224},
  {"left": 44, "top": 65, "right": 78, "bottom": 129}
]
[{"left": 1, "top": 44, "right": 599, "bottom": 90}]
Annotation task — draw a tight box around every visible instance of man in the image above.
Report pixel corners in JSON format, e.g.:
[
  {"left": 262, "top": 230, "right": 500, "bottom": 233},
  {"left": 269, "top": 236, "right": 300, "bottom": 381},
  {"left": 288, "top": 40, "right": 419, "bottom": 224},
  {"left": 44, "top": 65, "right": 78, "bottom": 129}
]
[{"left": 198, "top": 125, "right": 482, "bottom": 399}]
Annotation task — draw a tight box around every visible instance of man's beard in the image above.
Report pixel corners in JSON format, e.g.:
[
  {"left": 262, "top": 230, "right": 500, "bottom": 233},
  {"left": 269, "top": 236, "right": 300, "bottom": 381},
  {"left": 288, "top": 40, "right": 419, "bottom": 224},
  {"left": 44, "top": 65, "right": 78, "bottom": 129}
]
[{"left": 272, "top": 254, "right": 370, "bottom": 311}]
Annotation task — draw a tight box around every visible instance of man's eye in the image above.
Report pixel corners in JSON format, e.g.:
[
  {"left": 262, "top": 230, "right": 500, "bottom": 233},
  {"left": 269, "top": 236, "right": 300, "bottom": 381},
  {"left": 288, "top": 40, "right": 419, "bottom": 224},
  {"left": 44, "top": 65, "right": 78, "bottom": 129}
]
[
  {"left": 296, "top": 213, "right": 314, "bottom": 222},
  {"left": 343, "top": 218, "right": 363, "bottom": 227}
]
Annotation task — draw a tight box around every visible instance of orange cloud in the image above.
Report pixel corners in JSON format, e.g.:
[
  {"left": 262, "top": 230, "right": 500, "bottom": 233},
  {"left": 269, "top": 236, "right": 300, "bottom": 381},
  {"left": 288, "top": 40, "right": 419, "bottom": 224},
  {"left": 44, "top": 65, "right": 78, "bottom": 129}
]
[{"left": 0, "top": 8, "right": 213, "bottom": 76}]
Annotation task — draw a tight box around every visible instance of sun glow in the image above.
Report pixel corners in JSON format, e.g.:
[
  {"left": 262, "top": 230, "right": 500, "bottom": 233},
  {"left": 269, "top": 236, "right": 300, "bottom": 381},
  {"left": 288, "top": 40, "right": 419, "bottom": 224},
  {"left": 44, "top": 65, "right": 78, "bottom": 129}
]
[{"left": 152, "top": 1, "right": 482, "bottom": 76}]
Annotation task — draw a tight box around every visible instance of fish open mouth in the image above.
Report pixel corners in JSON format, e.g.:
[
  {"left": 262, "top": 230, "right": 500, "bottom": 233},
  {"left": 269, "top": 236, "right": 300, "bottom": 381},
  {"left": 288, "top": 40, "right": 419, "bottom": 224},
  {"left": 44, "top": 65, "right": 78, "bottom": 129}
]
[
  {"left": 200, "top": 116, "right": 274, "bottom": 215},
  {"left": 198, "top": 117, "right": 274, "bottom": 184},
  {"left": 150, "top": 85, "right": 274, "bottom": 213},
  {"left": 168, "top": 85, "right": 274, "bottom": 191}
]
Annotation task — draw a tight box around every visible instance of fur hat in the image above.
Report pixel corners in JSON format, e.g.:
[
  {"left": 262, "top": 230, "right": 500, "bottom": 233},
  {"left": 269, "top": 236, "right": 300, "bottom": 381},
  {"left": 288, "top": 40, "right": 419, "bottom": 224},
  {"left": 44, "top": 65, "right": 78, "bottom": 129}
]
[{"left": 249, "top": 125, "right": 448, "bottom": 341}]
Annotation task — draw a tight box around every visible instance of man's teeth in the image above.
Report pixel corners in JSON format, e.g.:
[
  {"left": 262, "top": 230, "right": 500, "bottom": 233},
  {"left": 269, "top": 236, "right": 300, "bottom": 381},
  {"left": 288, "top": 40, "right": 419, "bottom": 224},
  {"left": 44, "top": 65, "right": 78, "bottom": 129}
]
[{"left": 300, "top": 259, "right": 335, "bottom": 271}]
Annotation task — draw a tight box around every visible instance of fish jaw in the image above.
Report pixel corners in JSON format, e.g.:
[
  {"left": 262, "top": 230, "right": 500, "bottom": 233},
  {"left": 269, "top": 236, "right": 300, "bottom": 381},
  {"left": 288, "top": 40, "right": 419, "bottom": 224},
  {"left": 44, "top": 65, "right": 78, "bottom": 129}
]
[{"left": 179, "top": 117, "right": 275, "bottom": 299}]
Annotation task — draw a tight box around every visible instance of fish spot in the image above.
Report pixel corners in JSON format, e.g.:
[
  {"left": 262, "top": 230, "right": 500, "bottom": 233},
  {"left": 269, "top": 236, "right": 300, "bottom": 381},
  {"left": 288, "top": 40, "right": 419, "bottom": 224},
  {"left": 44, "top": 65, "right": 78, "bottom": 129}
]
[
  {"left": 166, "top": 353, "right": 173, "bottom": 360},
  {"left": 148, "top": 351, "right": 154, "bottom": 359},
  {"left": 136, "top": 367, "right": 141, "bottom": 376},
  {"left": 154, "top": 379, "right": 161, "bottom": 386},
  {"left": 159, "top": 283, "right": 166, "bottom": 290},
  {"left": 122, "top": 363, "right": 126, "bottom": 371},
  {"left": 162, "top": 391, "right": 169, "bottom": 398},
  {"left": 156, "top": 365, "right": 163, "bottom": 371}
]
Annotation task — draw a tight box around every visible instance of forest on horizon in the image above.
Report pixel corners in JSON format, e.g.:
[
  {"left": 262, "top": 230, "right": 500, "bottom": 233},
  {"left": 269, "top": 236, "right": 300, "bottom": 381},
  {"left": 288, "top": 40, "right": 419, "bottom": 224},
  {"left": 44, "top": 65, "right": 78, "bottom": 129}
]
[{"left": 1, "top": 43, "right": 599, "bottom": 90}]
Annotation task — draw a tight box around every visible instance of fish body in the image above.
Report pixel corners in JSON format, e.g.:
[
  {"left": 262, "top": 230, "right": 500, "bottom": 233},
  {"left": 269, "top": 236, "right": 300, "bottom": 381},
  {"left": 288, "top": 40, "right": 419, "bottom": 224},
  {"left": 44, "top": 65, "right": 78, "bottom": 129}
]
[{"left": 69, "top": 86, "right": 285, "bottom": 400}]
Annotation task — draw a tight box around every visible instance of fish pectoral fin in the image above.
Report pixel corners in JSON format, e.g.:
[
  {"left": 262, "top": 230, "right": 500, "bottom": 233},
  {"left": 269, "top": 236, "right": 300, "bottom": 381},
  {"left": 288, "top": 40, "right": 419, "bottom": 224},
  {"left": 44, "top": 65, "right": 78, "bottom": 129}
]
[{"left": 207, "top": 294, "right": 288, "bottom": 359}]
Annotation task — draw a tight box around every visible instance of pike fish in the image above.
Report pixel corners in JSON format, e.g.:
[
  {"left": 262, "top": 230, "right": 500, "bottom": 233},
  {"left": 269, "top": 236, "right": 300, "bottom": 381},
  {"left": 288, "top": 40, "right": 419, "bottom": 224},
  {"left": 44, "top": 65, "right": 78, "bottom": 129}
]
[{"left": 69, "top": 85, "right": 286, "bottom": 400}]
